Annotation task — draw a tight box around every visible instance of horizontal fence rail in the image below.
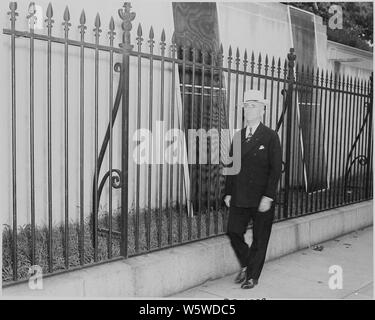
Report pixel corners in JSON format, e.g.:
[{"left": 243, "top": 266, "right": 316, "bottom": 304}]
[{"left": 2, "top": 1, "right": 373, "bottom": 286}]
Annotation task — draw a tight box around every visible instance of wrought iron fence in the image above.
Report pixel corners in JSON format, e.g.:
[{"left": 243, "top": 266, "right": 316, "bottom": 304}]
[{"left": 2, "top": 1, "right": 373, "bottom": 286}]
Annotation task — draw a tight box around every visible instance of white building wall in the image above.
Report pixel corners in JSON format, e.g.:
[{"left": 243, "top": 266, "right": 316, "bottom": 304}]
[{"left": 1, "top": 1, "right": 372, "bottom": 227}]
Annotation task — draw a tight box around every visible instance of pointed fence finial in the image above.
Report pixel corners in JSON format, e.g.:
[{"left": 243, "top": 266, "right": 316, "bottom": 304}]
[
  {"left": 80, "top": 9, "right": 86, "bottom": 25},
  {"left": 271, "top": 56, "right": 275, "bottom": 72},
  {"left": 170, "top": 31, "right": 176, "bottom": 57},
  {"left": 136, "top": 23, "right": 143, "bottom": 49},
  {"left": 108, "top": 16, "right": 116, "bottom": 42},
  {"left": 62, "top": 6, "right": 71, "bottom": 33},
  {"left": 148, "top": 26, "right": 155, "bottom": 53},
  {"left": 94, "top": 12, "right": 101, "bottom": 35},
  {"left": 160, "top": 29, "right": 166, "bottom": 55},
  {"left": 171, "top": 31, "right": 175, "bottom": 44},
  {"left": 45, "top": 3, "right": 54, "bottom": 30},
  {"left": 46, "top": 2, "right": 53, "bottom": 19},
  {"left": 63, "top": 6, "right": 70, "bottom": 21},
  {"left": 149, "top": 26, "right": 154, "bottom": 39},
  {"left": 137, "top": 23, "right": 142, "bottom": 37},
  {"left": 264, "top": 54, "right": 269, "bottom": 73},
  {"left": 78, "top": 10, "right": 86, "bottom": 35}
]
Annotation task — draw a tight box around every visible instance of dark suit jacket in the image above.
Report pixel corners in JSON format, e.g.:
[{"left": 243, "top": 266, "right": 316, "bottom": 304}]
[{"left": 223, "top": 122, "right": 282, "bottom": 207}]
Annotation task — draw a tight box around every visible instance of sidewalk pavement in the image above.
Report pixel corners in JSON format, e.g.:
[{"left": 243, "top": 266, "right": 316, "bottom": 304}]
[{"left": 171, "top": 226, "right": 373, "bottom": 300}]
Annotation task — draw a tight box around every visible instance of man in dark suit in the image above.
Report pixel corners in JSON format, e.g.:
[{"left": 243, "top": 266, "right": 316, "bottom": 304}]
[{"left": 223, "top": 89, "right": 282, "bottom": 289}]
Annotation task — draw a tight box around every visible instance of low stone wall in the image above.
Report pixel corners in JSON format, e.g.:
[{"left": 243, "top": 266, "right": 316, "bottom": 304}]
[{"left": 3, "top": 200, "right": 372, "bottom": 297}]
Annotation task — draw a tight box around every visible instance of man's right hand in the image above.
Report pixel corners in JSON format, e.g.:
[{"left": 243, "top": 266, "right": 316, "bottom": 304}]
[{"left": 224, "top": 195, "right": 231, "bottom": 207}]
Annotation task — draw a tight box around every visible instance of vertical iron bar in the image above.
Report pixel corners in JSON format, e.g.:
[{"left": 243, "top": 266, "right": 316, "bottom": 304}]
[
  {"left": 234, "top": 48, "right": 240, "bottom": 130},
  {"left": 364, "top": 80, "right": 370, "bottom": 200},
  {"left": 310, "top": 68, "right": 320, "bottom": 212},
  {"left": 264, "top": 55, "right": 268, "bottom": 126},
  {"left": 79, "top": 10, "right": 86, "bottom": 264},
  {"left": 275, "top": 58, "right": 282, "bottom": 219},
  {"left": 310, "top": 68, "right": 318, "bottom": 211},
  {"left": 269, "top": 57, "right": 275, "bottom": 129},
  {"left": 63, "top": 7, "right": 71, "bottom": 268},
  {"left": 341, "top": 76, "right": 350, "bottom": 204},
  {"left": 146, "top": 27, "right": 154, "bottom": 250},
  {"left": 9, "top": 2, "right": 18, "bottom": 281},
  {"left": 169, "top": 34, "right": 176, "bottom": 245},
  {"left": 334, "top": 75, "right": 342, "bottom": 207},
  {"left": 316, "top": 70, "right": 325, "bottom": 210},
  {"left": 242, "top": 50, "right": 248, "bottom": 128},
  {"left": 300, "top": 66, "right": 309, "bottom": 215},
  {"left": 326, "top": 72, "right": 333, "bottom": 209},
  {"left": 344, "top": 77, "right": 354, "bottom": 203},
  {"left": 188, "top": 46, "right": 196, "bottom": 241},
  {"left": 337, "top": 75, "right": 345, "bottom": 206},
  {"left": 295, "top": 66, "right": 305, "bottom": 216},
  {"left": 226, "top": 46, "right": 232, "bottom": 128},
  {"left": 158, "top": 29, "right": 166, "bottom": 248},
  {"left": 225, "top": 46, "right": 232, "bottom": 230},
  {"left": 108, "top": 16, "right": 115, "bottom": 258},
  {"left": 46, "top": 3, "right": 54, "bottom": 272},
  {"left": 322, "top": 71, "right": 329, "bottom": 209},
  {"left": 359, "top": 80, "right": 366, "bottom": 200},
  {"left": 329, "top": 73, "right": 337, "bottom": 208},
  {"left": 337, "top": 75, "right": 346, "bottom": 204},
  {"left": 279, "top": 59, "right": 287, "bottom": 220},
  {"left": 207, "top": 50, "right": 214, "bottom": 237},
  {"left": 93, "top": 13, "right": 101, "bottom": 262},
  {"left": 365, "top": 74, "right": 373, "bottom": 198},
  {"left": 28, "top": 3, "right": 36, "bottom": 269},
  {"left": 348, "top": 78, "right": 357, "bottom": 201},
  {"left": 179, "top": 38, "right": 186, "bottom": 243},
  {"left": 215, "top": 45, "right": 224, "bottom": 234},
  {"left": 198, "top": 48, "right": 206, "bottom": 239},
  {"left": 352, "top": 78, "right": 360, "bottom": 201},
  {"left": 134, "top": 23, "right": 142, "bottom": 253},
  {"left": 250, "top": 51, "right": 254, "bottom": 89},
  {"left": 257, "top": 53, "right": 261, "bottom": 90},
  {"left": 306, "top": 67, "right": 315, "bottom": 213}
]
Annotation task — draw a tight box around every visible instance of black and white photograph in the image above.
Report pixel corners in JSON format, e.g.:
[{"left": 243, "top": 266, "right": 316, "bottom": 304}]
[{"left": 0, "top": 0, "right": 373, "bottom": 303}]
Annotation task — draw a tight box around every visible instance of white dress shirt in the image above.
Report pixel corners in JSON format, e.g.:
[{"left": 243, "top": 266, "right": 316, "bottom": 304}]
[{"left": 245, "top": 120, "right": 260, "bottom": 138}]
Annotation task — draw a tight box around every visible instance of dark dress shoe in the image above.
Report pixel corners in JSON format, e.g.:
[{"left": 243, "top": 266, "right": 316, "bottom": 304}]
[
  {"left": 241, "top": 278, "right": 258, "bottom": 289},
  {"left": 234, "top": 267, "right": 247, "bottom": 284}
]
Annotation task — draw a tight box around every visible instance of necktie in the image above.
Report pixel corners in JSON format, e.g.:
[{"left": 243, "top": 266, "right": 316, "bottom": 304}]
[
  {"left": 246, "top": 127, "right": 252, "bottom": 142},
  {"left": 248, "top": 127, "right": 252, "bottom": 138}
]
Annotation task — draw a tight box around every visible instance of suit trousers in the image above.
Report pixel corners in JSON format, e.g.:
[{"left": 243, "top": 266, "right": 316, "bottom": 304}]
[{"left": 227, "top": 204, "right": 275, "bottom": 281}]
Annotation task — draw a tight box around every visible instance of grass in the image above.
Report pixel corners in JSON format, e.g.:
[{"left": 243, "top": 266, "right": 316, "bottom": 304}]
[
  {"left": 3, "top": 178, "right": 372, "bottom": 284},
  {"left": 2, "top": 205, "right": 228, "bottom": 284}
]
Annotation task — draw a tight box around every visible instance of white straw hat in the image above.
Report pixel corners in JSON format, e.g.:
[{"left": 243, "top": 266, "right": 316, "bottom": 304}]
[{"left": 242, "top": 89, "right": 269, "bottom": 107}]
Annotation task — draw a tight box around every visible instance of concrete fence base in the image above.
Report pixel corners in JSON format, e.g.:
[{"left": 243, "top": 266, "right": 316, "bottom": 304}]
[{"left": 3, "top": 200, "right": 373, "bottom": 297}]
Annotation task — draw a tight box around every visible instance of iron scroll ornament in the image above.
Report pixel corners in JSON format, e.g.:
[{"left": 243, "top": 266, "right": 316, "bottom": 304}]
[
  {"left": 91, "top": 62, "right": 124, "bottom": 247},
  {"left": 343, "top": 100, "right": 372, "bottom": 201}
]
